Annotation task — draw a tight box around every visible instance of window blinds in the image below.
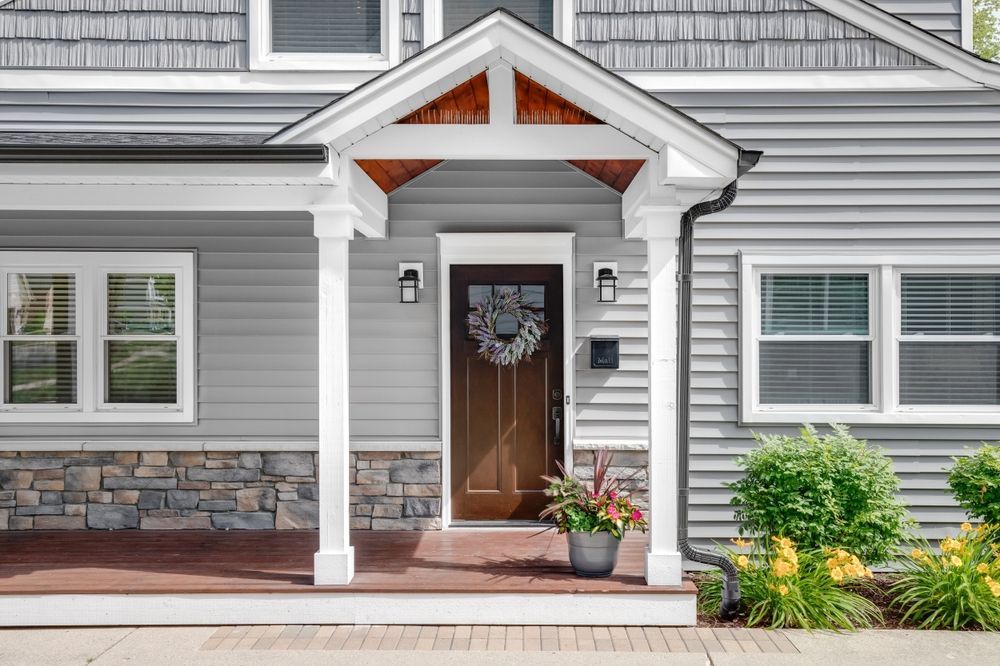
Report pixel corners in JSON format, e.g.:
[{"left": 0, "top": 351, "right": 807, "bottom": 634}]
[
  {"left": 106, "top": 273, "right": 178, "bottom": 405},
  {"left": 443, "top": 0, "right": 553, "bottom": 37},
  {"left": 271, "top": 0, "right": 382, "bottom": 54},
  {"left": 899, "top": 274, "right": 999, "bottom": 405},
  {"left": 5, "top": 273, "right": 77, "bottom": 404},
  {"left": 758, "top": 274, "right": 870, "bottom": 405}
]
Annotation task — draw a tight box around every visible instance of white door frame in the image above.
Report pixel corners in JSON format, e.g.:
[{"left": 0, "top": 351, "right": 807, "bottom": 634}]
[{"left": 437, "top": 232, "right": 576, "bottom": 527}]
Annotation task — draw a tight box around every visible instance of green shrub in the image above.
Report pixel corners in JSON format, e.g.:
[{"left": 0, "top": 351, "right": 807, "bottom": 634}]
[
  {"left": 729, "top": 424, "right": 911, "bottom": 564},
  {"left": 891, "top": 523, "right": 1000, "bottom": 630},
  {"left": 949, "top": 444, "right": 1000, "bottom": 525},
  {"left": 698, "top": 536, "right": 881, "bottom": 630}
]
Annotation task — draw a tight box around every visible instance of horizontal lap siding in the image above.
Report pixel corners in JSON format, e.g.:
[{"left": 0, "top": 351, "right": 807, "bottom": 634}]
[
  {"left": 659, "top": 86, "right": 1000, "bottom": 544},
  {"left": 365, "top": 160, "right": 647, "bottom": 444},
  {"left": 867, "top": 0, "right": 963, "bottom": 46},
  {"left": 0, "top": 91, "right": 338, "bottom": 135},
  {"left": 0, "top": 213, "right": 320, "bottom": 442}
]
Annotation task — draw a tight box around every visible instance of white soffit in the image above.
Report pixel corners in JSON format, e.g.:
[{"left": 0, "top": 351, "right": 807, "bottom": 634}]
[{"left": 266, "top": 11, "right": 741, "bottom": 183}]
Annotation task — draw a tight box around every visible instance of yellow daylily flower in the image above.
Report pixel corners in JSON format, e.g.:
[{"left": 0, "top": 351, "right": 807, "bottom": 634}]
[
  {"left": 777, "top": 584, "right": 789, "bottom": 596},
  {"left": 977, "top": 563, "right": 990, "bottom": 574},
  {"left": 950, "top": 555, "right": 963, "bottom": 567},
  {"left": 736, "top": 555, "right": 749, "bottom": 569},
  {"left": 910, "top": 548, "right": 924, "bottom": 559},
  {"left": 961, "top": 522, "right": 973, "bottom": 532}
]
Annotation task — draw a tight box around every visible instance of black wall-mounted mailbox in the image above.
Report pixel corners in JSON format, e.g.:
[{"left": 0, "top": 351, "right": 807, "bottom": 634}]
[{"left": 590, "top": 337, "right": 620, "bottom": 369}]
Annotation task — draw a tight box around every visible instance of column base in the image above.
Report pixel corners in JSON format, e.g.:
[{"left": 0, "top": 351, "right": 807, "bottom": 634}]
[
  {"left": 314, "top": 547, "right": 355, "bottom": 586},
  {"left": 645, "top": 549, "right": 683, "bottom": 586}
]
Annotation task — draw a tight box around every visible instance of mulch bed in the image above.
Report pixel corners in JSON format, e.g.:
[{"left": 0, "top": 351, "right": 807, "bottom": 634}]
[{"left": 693, "top": 574, "right": 916, "bottom": 629}]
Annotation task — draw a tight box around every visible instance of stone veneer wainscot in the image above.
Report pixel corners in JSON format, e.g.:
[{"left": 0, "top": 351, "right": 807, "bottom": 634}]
[{"left": 0, "top": 449, "right": 445, "bottom": 530}]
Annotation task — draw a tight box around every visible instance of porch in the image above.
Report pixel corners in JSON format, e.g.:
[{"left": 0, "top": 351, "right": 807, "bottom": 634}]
[{"left": 0, "top": 529, "right": 696, "bottom": 626}]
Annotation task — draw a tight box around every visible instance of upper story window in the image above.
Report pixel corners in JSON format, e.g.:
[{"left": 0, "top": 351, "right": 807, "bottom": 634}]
[
  {"left": 0, "top": 252, "right": 195, "bottom": 424},
  {"left": 443, "top": 0, "right": 553, "bottom": 37},
  {"left": 740, "top": 252, "right": 1000, "bottom": 426},
  {"left": 425, "top": 0, "right": 571, "bottom": 47},
  {"left": 251, "top": 0, "right": 399, "bottom": 71}
]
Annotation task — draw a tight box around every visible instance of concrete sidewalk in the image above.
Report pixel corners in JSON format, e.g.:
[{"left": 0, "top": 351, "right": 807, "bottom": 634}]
[{"left": 0, "top": 625, "right": 996, "bottom": 665}]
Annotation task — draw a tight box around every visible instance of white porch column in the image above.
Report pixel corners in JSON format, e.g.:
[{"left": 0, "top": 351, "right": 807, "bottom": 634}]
[
  {"left": 643, "top": 207, "right": 685, "bottom": 586},
  {"left": 312, "top": 209, "right": 355, "bottom": 585}
]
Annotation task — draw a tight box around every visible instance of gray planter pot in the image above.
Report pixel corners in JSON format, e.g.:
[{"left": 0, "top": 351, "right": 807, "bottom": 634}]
[{"left": 567, "top": 531, "right": 621, "bottom": 578}]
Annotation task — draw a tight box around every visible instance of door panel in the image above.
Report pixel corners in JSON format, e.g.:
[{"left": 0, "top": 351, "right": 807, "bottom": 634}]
[{"left": 450, "top": 265, "right": 564, "bottom": 521}]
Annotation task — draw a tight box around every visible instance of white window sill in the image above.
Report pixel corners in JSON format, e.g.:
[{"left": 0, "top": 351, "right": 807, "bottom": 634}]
[
  {"left": 742, "top": 409, "right": 1000, "bottom": 427},
  {"left": 251, "top": 56, "right": 392, "bottom": 72},
  {"left": 0, "top": 410, "right": 195, "bottom": 424}
]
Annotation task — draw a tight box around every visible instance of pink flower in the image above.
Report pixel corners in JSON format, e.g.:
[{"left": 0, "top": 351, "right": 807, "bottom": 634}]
[
  {"left": 631, "top": 509, "right": 643, "bottom": 521},
  {"left": 609, "top": 491, "right": 618, "bottom": 500},
  {"left": 608, "top": 506, "right": 620, "bottom": 520}
]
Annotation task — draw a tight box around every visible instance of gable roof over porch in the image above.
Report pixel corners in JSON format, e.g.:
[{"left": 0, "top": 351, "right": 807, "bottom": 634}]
[{"left": 268, "top": 10, "right": 759, "bottom": 240}]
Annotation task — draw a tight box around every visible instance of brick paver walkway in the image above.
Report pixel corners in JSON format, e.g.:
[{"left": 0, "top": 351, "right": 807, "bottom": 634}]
[{"left": 200, "top": 625, "right": 800, "bottom": 653}]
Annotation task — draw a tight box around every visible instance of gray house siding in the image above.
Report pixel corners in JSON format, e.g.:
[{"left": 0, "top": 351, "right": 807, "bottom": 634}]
[
  {"left": 868, "top": 0, "right": 963, "bottom": 46},
  {"left": 574, "top": 0, "right": 930, "bottom": 69},
  {"left": 0, "top": 91, "right": 337, "bottom": 135},
  {"left": 355, "top": 159, "right": 649, "bottom": 444},
  {"left": 652, "top": 85, "right": 1000, "bottom": 544},
  {"left": 403, "top": 0, "right": 421, "bottom": 58},
  {"left": 0, "top": 0, "right": 248, "bottom": 69},
  {"left": 0, "top": 212, "right": 321, "bottom": 443}
]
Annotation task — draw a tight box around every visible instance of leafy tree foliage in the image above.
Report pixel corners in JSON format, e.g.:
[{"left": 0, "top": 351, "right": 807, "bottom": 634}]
[{"left": 974, "top": 0, "right": 1000, "bottom": 61}]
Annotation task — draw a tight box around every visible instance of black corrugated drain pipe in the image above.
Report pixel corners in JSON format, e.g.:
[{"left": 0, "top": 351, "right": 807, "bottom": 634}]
[{"left": 677, "top": 150, "right": 762, "bottom": 621}]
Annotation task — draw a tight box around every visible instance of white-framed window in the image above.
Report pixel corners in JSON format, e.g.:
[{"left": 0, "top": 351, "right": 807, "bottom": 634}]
[
  {"left": 740, "top": 252, "right": 1000, "bottom": 425},
  {"left": 250, "top": 0, "right": 401, "bottom": 71},
  {"left": 0, "top": 251, "right": 195, "bottom": 423},
  {"left": 422, "top": 0, "right": 573, "bottom": 47}
]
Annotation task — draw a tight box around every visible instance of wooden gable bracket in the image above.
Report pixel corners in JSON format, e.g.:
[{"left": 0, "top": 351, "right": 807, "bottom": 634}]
[{"left": 354, "top": 67, "right": 647, "bottom": 195}]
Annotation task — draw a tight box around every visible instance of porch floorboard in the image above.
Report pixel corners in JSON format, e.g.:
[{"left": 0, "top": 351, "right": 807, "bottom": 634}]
[{"left": 0, "top": 528, "right": 695, "bottom": 595}]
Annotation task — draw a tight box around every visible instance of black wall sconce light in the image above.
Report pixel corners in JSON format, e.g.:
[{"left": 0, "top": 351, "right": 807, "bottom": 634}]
[
  {"left": 398, "top": 263, "right": 423, "bottom": 303},
  {"left": 594, "top": 262, "right": 619, "bottom": 303}
]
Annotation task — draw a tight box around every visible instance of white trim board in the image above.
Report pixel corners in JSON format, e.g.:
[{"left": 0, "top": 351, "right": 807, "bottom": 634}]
[
  {"left": 0, "top": 439, "right": 441, "bottom": 453},
  {"left": 437, "top": 233, "right": 576, "bottom": 528},
  {"left": 0, "top": 68, "right": 978, "bottom": 94},
  {"left": 0, "top": 592, "right": 696, "bottom": 627}
]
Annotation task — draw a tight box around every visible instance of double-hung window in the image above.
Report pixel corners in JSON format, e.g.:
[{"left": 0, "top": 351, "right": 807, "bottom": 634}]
[
  {"left": 741, "top": 253, "right": 1000, "bottom": 425},
  {"left": 250, "top": 0, "right": 400, "bottom": 70},
  {"left": 0, "top": 252, "right": 195, "bottom": 423}
]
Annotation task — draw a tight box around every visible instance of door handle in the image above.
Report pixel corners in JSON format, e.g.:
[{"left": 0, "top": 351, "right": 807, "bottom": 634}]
[{"left": 552, "top": 406, "right": 563, "bottom": 443}]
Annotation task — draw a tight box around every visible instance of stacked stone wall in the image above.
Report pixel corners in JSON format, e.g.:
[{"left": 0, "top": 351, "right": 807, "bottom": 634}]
[
  {"left": 0, "top": 450, "right": 319, "bottom": 530},
  {"left": 349, "top": 451, "right": 442, "bottom": 530},
  {"left": 0, "top": 449, "right": 446, "bottom": 530}
]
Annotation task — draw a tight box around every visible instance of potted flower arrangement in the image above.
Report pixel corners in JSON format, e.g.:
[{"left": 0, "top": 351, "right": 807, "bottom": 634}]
[{"left": 539, "top": 450, "right": 647, "bottom": 577}]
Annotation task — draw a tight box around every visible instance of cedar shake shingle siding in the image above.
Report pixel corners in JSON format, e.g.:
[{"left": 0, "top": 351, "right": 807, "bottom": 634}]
[
  {"left": 0, "top": 0, "right": 248, "bottom": 69},
  {"left": 403, "top": 0, "right": 421, "bottom": 59},
  {"left": 575, "top": 0, "right": 930, "bottom": 69}
]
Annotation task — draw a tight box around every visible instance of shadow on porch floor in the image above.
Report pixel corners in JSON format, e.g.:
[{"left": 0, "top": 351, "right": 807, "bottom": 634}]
[{"left": 0, "top": 528, "right": 695, "bottom": 595}]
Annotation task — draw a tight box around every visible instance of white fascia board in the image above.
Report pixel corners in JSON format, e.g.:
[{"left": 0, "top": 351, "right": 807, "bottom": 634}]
[
  {"left": 343, "top": 125, "right": 653, "bottom": 160},
  {"left": 0, "top": 183, "right": 341, "bottom": 211},
  {"left": 620, "top": 68, "right": 978, "bottom": 92},
  {"left": 0, "top": 161, "right": 335, "bottom": 185},
  {"left": 0, "top": 67, "right": 979, "bottom": 95},
  {"left": 0, "top": 68, "right": 377, "bottom": 93},
  {"left": 805, "top": 0, "right": 1000, "bottom": 89},
  {"left": 269, "top": 13, "right": 740, "bottom": 180}
]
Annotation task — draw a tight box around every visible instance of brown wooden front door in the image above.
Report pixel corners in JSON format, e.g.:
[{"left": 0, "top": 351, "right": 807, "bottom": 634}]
[{"left": 450, "top": 265, "right": 564, "bottom": 521}]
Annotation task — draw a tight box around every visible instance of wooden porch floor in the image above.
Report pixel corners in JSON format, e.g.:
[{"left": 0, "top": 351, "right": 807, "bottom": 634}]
[{"left": 0, "top": 528, "right": 695, "bottom": 596}]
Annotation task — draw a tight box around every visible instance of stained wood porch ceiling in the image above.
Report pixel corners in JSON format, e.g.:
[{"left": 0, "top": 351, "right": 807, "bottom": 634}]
[{"left": 355, "top": 71, "right": 645, "bottom": 195}]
